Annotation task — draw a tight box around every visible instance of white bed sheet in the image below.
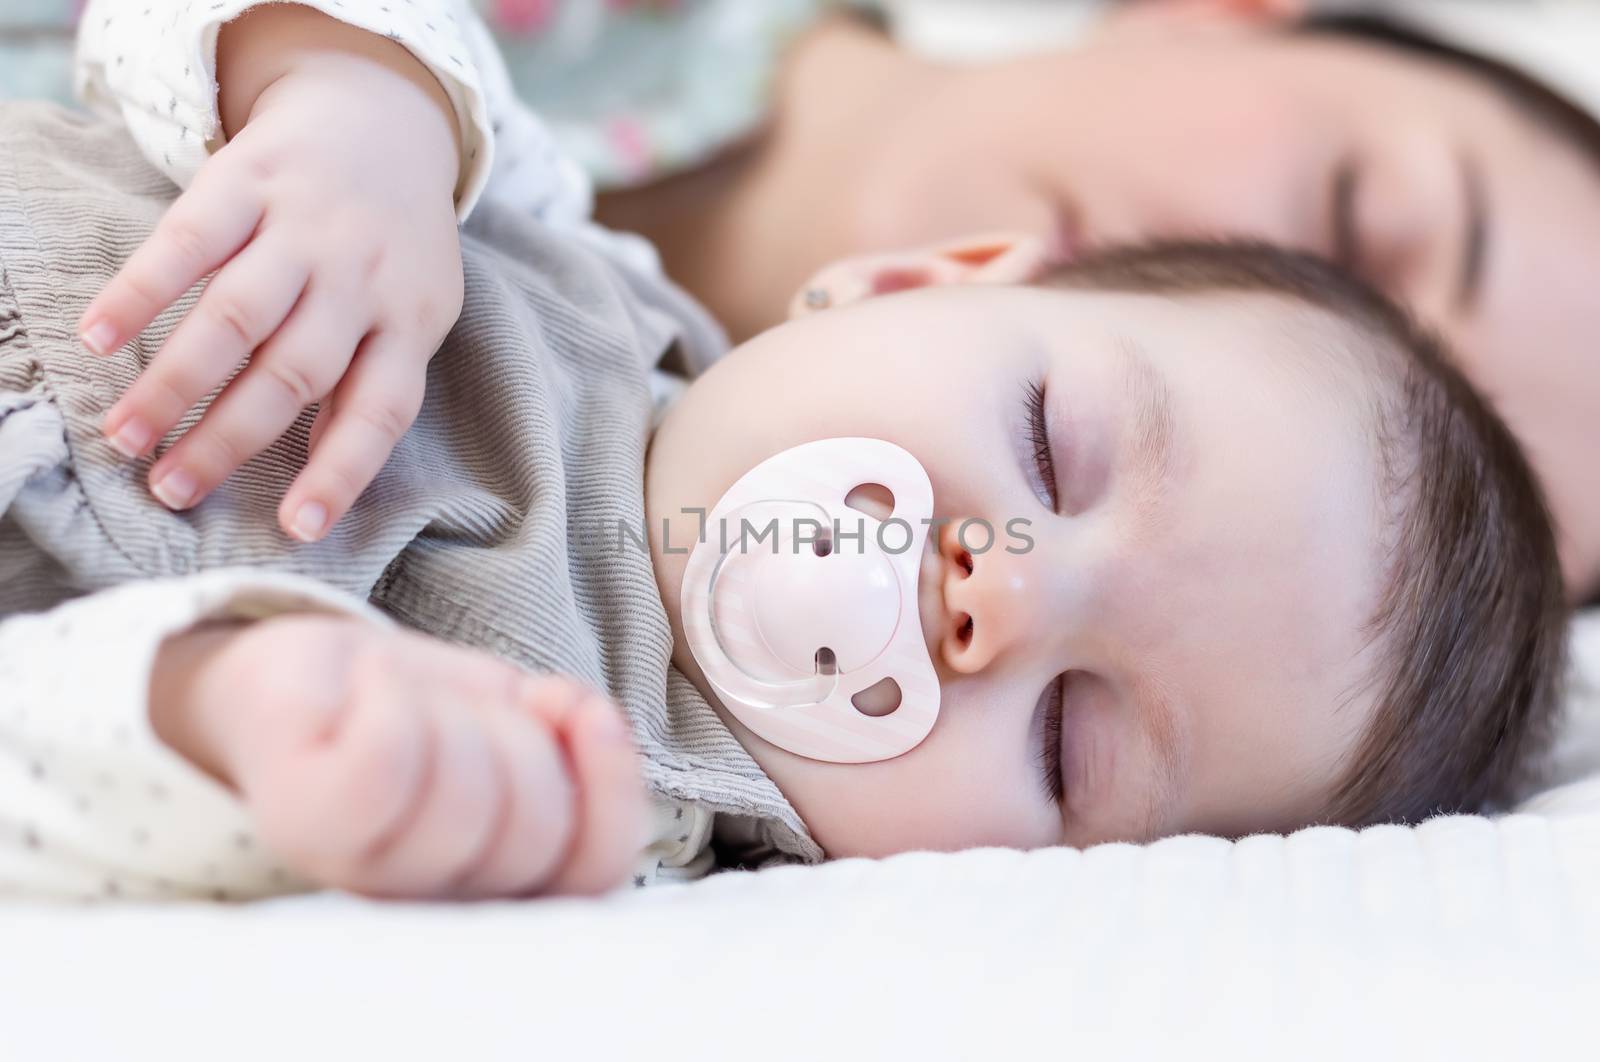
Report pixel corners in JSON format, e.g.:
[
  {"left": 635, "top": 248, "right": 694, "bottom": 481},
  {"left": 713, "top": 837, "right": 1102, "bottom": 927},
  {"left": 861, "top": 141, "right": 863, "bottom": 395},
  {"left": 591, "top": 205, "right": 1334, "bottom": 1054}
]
[
  {"left": 5, "top": 613, "right": 1598, "bottom": 1062},
  {"left": 2, "top": 816, "right": 1597, "bottom": 1061}
]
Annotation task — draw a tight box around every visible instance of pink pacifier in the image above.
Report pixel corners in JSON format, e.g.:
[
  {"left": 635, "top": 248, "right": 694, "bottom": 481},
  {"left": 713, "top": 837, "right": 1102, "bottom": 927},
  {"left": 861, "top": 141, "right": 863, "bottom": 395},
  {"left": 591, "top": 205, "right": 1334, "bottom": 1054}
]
[{"left": 680, "top": 437, "right": 941, "bottom": 763}]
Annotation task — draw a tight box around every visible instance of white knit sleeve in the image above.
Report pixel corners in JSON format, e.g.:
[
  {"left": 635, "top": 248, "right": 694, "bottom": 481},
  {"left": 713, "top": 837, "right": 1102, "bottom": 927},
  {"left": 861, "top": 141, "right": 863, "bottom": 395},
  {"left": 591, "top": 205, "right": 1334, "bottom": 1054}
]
[
  {"left": 0, "top": 570, "right": 393, "bottom": 903},
  {"left": 73, "top": 0, "right": 502, "bottom": 220}
]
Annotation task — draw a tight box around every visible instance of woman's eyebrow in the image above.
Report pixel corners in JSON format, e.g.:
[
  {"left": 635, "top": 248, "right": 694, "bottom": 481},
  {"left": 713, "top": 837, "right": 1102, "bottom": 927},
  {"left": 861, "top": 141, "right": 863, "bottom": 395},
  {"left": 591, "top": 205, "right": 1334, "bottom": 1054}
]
[{"left": 1457, "top": 150, "right": 1490, "bottom": 311}]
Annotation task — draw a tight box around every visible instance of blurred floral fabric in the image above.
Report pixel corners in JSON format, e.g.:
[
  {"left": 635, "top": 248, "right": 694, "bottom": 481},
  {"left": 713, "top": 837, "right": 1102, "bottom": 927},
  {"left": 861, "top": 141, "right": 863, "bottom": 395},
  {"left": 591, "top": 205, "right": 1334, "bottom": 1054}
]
[
  {"left": 0, "top": 0, "right": 826, "bottom": 188},
  {"left": 482, "top": 0, "right": 826, "bottom": 187},
  {"left": 0, "top": 1, "right": 82, "bottom": 107}
]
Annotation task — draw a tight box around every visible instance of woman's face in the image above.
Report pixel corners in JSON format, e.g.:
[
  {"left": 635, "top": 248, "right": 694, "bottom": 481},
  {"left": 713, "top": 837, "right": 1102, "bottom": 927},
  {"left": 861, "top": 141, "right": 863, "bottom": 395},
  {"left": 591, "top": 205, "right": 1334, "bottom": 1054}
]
[{"left": 845, "top": 10, "right": 1600, "bottom": 594}]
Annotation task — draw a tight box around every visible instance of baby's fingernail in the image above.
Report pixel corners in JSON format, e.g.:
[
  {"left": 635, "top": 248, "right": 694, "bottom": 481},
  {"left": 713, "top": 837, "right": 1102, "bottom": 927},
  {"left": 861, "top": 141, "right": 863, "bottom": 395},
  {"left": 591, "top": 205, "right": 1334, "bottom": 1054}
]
[
  {"left": 151, "top": 467, "right": 198, "bottom": 510},
  {"left": 81, "top": 320, "right": 117, "bottom": 356},
  {"left": 108, "top": 417, "right": 153, "bottom": 458},
  {"left": 588, "top": 704, "right": 632, "bottom": 745},
  {"left": 289, "top": 501, "right": 328, "bottom": 542}
]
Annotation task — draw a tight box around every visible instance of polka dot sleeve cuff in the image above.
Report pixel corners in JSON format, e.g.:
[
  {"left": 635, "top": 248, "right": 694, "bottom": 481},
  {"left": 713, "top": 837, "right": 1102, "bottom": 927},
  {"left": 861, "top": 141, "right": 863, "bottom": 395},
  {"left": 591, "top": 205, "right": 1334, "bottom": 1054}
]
[
  {"left": 0, "top": 570, "right": 392, "bottom": 903},
  {"left": 74, "top": 0, "right": 498, "bottom": 221}
]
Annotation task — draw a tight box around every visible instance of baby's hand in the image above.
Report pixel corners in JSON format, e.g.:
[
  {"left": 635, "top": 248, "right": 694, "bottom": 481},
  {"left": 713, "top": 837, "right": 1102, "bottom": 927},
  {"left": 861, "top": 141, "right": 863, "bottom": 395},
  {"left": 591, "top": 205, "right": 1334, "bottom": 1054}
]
[
  {"left": 80, "top": 6, "right": 466, "bottom": 542},
  {"left": 151, "top": 616, "right": 648, "bottom": 899}
]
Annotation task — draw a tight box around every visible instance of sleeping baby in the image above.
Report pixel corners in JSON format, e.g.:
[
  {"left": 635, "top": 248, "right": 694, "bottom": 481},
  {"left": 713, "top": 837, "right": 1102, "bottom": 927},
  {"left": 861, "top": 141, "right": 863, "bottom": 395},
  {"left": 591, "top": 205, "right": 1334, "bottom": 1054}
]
[{"left": 0, "top": 3, "right": 1568, "bottom": 900}]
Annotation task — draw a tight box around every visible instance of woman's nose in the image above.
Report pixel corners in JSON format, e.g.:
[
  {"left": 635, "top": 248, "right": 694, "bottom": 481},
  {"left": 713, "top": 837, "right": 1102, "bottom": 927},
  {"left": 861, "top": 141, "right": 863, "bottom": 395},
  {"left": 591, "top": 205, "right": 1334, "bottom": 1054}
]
[{"left": 937, "top": 520, "right": 1043, "bottom": 675}]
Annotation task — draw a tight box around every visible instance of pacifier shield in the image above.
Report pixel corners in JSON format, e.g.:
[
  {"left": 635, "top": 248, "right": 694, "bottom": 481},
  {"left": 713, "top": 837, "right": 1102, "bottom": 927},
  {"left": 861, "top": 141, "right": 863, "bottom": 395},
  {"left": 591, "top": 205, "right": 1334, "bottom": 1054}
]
[{"left": 681, "top": 438, "right": 942, "bottom": 763}]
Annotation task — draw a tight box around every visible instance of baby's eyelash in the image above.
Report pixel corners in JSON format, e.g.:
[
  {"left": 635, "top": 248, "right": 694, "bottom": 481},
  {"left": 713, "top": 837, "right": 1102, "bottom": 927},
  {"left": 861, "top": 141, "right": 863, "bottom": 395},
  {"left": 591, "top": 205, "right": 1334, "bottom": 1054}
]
[
  {"left": 1023, "top": 379, "right": 1059, "bottom": 512},
  {"left": 1036, "top": 674, "right": 1067, "bottom": 806}
]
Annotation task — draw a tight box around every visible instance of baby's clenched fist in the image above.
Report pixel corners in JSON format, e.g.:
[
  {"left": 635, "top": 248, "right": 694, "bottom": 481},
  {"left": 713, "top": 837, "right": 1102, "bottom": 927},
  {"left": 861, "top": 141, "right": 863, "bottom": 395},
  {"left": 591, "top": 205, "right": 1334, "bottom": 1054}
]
[{"left": 150, "top": 615, "right": 647, "bottom": 899}]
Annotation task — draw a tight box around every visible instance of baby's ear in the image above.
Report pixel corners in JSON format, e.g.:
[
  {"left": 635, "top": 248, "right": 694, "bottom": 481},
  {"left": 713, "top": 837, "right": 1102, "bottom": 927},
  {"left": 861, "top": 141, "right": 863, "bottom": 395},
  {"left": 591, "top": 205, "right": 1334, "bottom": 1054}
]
[
  {"left": 1089, "top": 0, "right": 1304, "bottom": 44},
  {"left": 788, "top": 232, "right": 1055, "bottom": 320}
]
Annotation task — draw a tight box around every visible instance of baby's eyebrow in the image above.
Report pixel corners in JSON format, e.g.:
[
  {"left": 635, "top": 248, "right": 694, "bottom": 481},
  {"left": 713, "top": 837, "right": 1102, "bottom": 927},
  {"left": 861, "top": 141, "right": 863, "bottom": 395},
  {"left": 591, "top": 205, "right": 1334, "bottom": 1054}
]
[
  {"left": 1118, "top": 339, "right": 1179, "bottom": 506},
  {"left": 1135, "top": 669, "right": 1188, "bottom": 840},
  {"left": 1116, "top": 340, "right": 1187, "bottom": 835}
]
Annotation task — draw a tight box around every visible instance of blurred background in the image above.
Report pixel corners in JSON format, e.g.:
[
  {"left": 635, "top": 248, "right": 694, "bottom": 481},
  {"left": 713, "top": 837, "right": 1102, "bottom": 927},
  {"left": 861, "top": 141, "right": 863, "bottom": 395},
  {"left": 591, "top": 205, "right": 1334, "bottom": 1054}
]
[
  {"left": 0, "top": 0, "right": 80, "bottom": 105},
  {"left": 0, "top": 1, "right": 1560, "bottom": 189},
  {"left": 0, "top": 1, "right": 1116, "bottom": 182}
]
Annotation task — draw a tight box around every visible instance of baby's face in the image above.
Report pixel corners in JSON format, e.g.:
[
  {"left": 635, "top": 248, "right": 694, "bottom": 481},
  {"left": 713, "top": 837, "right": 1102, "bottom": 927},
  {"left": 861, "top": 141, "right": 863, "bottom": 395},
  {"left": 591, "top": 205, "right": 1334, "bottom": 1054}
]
[{"left": 646, "top": 284, "right": 1388, "bottom": 856}]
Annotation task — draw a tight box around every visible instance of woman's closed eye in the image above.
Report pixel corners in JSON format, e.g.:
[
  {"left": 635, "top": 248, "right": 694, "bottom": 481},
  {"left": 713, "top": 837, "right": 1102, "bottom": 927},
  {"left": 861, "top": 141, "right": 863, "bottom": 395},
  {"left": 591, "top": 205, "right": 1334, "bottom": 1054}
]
[{"left": 1330, "top": 154, "right": 1368, "bottom": 273}]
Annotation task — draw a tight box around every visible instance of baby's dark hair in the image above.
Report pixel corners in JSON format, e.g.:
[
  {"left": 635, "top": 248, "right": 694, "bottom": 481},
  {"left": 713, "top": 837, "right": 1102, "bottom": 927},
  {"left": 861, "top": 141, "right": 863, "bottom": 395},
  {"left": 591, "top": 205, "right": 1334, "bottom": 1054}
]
[{"left": 1038, "top": 241, "right": 1569, "bottom": 827}]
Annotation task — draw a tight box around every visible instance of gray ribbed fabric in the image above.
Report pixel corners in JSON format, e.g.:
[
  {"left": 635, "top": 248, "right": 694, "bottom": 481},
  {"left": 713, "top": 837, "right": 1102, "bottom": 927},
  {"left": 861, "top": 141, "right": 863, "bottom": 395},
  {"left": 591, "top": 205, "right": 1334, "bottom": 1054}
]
[{"left": 0, "top": 103, "right": 821, "bottom": 867}]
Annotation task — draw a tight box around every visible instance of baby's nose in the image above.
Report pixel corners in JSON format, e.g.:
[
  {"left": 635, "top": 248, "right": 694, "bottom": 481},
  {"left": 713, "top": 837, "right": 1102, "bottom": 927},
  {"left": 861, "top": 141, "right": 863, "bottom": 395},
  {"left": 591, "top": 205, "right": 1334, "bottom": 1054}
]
[{"left": 937, "top": 523, "right": 1037, "bottom": 675}]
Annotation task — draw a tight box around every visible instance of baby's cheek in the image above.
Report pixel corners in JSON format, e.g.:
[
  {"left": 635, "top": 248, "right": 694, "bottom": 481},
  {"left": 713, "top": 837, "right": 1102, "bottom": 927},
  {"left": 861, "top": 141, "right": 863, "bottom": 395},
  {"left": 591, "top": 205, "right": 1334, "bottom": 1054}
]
[{"left": 796, "top": 730, "right": 1058, "bottom": 858}]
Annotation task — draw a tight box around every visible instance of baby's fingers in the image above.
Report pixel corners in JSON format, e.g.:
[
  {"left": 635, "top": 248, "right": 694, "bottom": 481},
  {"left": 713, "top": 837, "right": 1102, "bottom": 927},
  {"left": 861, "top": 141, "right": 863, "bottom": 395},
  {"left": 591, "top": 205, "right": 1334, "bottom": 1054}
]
[
  {"left": 279, "top": 330, "right": 425, "bottom": 542},
  {"left": 540, "top": 691, "right": 649, "bottom": 897},
  {"left": 352, "top": 691, "right": 507, "bottom": 898},
  {"left": 144, "top": 288, "right": 363, "bottom": 512},
  {"left": 103, "top": 236, "right": 308, "bottom": 463},
  {"left": 79, "top": 166, "right": 263, "bottom": 358},
  {"left": 451, "top": 678, "right": 582, "bottom": 899}
]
